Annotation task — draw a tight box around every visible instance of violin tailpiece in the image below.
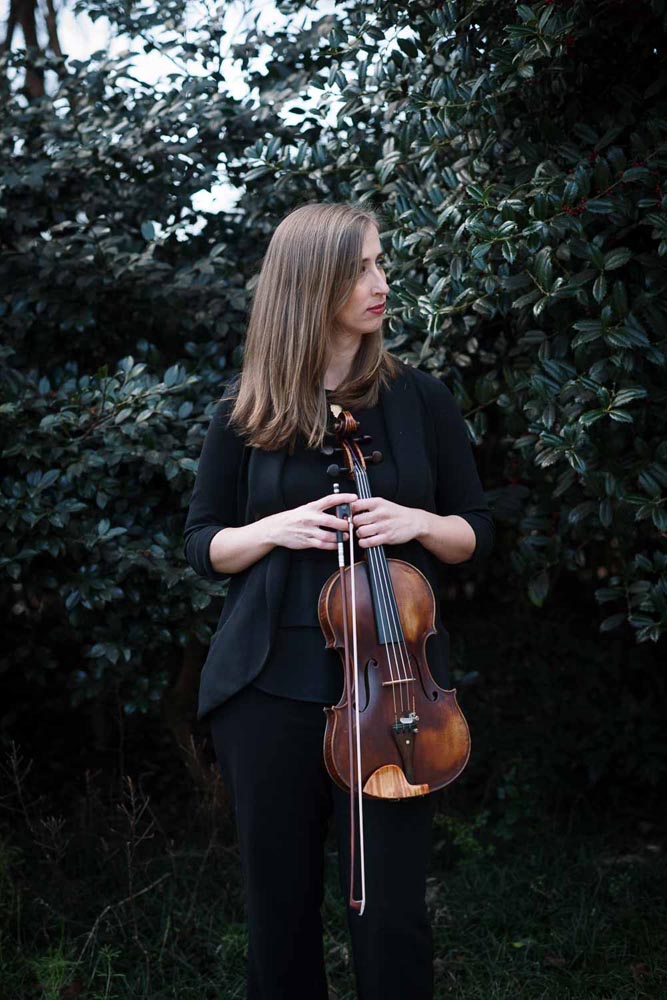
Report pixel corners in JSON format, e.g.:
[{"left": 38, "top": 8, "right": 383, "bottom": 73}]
[{"left": 392, "top": 725, "right": 418, "bottom": 784}]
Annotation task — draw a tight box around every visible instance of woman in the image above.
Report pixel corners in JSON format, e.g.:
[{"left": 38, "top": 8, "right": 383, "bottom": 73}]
[{"left": 184, "top": 201, "right": 494, "bottom": 1000}]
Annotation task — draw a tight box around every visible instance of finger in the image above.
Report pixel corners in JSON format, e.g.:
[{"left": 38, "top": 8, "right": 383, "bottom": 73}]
[
  {"left": 355, "top": 519, "right": 380, "bottom": 535},
  {"left": 320, "top": 513, "right": 355, "bottom": 531},
  {"left": 350, "top": 498, "right": 377, "bottom": 513},
  {"left": 319, "top": 525, "right": 350, "bottom": 540},
  {"left": 316, "top": 492, "right": 358, "bottom": 508},
  {"left": 313, "top": 535, "right": 340, "bottom": 549}
]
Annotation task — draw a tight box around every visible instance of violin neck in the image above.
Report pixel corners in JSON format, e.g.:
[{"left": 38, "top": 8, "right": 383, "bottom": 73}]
[{"left": 353, "top": 466, "right": 404, "bottom": 647}]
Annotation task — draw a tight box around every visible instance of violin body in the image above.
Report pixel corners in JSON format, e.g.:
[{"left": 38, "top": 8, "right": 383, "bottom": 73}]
[{"left": 318, "top": 557, "right": 471, "bottom": 801}]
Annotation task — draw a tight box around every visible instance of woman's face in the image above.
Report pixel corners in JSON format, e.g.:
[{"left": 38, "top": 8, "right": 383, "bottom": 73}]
[{"left": 334, "top": 225, "right": 389, "bottom": 337}]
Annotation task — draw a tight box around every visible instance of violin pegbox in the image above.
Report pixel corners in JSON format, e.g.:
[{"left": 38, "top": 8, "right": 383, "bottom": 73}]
[{"left": 321, "top": 405, "right": 383, "bottom": 478}]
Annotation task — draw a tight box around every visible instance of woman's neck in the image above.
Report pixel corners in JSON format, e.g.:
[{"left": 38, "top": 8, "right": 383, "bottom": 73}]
[{"left": 324, "top": 335, "right": 362, "bottom": 391}]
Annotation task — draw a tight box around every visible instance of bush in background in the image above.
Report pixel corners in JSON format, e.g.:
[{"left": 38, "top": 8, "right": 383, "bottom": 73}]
[{"left": 1, "top": 0, "right": 665, "bottom": 805}]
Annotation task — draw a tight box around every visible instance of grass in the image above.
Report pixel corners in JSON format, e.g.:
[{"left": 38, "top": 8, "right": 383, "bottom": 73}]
[
  {"left": 427, "top": 828, "right": 665, "bottom": 998},
  {"left": 0, "top": 741, "right": 665, "bottom": 1000}
]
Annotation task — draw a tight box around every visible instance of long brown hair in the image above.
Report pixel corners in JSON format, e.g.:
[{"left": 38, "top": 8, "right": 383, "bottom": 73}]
[{"left": 226, "top": 201, "right": 402, "bottom": 452}]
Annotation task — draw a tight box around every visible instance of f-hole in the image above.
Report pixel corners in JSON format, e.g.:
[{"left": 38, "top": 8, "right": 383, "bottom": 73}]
[
  {"left": 411, "top": 652, "right": 438, "bottom": 701},
  {"left": 352, "top": 658, "right": 377, "bottom": 712}
]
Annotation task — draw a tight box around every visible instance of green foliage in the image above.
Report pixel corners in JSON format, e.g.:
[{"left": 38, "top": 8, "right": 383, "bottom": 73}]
[
  {"left": 1, "top": 0, "right": 666, "bottom": 799},
  {"left": 0, "top": 30, "right": 260, "bottom": 370},
  {"left": 455, "top": 603, "right": 667, "bottom": 801},
  {"left": 0, "top": 343, "right": 233, "bottom": 712},
  {"left": 236, "top": 0, "right": 667, "bottom": 642},
  {"left": 0, "top": 5, "right": 274, "bottom": 716},
  {"left": 432, "top": 808, "right": 495, "bottom": 865}
]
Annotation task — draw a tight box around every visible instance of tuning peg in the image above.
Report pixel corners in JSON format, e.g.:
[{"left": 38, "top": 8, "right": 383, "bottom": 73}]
[
  {"left": 321, "top": 444, "right": 348, "bottom": 459},
  {"left": 363, "top": 450, "right": 383, "bottom": 464},
  {"left": 327, "top": 463, "right": 343, "bottom": 477},
  {"left": 353, "top": 434, "right": 372, "bottom": 444}
]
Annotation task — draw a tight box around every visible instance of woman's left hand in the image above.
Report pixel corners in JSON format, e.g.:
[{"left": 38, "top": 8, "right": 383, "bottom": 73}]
[{"left": 349, "top": 497, "right": 422, "bottom": 548}]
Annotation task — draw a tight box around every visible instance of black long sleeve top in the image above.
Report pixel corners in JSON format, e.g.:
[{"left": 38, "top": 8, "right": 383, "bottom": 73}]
[
  {"left": 183, "top": 359, "right": 494, "bottom": 721},
  {"left": 252, "top": 390, "right": 396, "bottom": 702}
]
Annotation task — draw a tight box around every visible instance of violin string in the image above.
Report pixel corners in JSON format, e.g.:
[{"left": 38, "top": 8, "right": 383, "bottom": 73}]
[
  {"left": 354, "top": 457, "right": 412, "bottom": 716},
  {"left": 355, "top": 457, "right": 415, "bottom": 715},
  {"left": 360, "top": 461, "right": 417, "bottom": 714},
  {"left": 348, "top": 453, "right": 398, "bottom": 715},
  {"left": 357, "top": 459, "right": 412, "bottom": 715},
  {"left": 352, "top": 458, "right": 400, "bottom": 716}
]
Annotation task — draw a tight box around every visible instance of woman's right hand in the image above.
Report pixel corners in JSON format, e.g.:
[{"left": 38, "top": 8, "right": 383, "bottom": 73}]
[{"left": 267, "top": 493, "right": 358, "bottom": 551}]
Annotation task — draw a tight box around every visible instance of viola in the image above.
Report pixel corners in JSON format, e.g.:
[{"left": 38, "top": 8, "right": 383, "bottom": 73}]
[{"left": 318, "top": 404, "right": 470, "bottom": 914}]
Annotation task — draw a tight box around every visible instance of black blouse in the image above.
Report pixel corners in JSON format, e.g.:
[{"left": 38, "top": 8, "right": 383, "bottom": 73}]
[
  {"left": 252, "top": 391, "right": 397, "bottom": 702},
  {"left": 183, "top": 360, "right": 495, "bottom": 721}
]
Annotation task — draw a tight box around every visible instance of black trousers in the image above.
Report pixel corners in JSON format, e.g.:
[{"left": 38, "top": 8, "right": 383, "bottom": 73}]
[{"left": 209, "top": 684, "right": 438, "bottom": 1000}]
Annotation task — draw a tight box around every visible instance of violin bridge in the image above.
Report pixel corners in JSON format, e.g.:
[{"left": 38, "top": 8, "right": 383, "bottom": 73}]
[{"left": 381, "top": 678, "right": 415, "bottom": 686}]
